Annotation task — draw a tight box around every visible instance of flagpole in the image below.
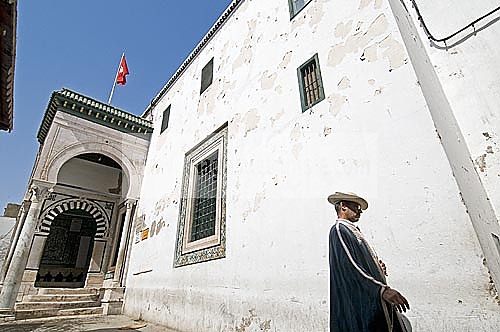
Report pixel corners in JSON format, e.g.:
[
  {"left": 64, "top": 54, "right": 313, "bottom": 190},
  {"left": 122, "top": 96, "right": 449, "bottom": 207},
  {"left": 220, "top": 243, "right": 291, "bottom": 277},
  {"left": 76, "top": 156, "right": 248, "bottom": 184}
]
[{"left": 107, "top": 52, "right": 124, "bottom": 105}]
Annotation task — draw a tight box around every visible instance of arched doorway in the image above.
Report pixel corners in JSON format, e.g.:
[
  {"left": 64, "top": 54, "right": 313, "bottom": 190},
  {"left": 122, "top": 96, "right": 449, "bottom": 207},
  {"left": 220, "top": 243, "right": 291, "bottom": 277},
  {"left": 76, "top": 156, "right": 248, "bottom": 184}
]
[{"left": 35, "top": 209, "right": 97, "bottom": 288}]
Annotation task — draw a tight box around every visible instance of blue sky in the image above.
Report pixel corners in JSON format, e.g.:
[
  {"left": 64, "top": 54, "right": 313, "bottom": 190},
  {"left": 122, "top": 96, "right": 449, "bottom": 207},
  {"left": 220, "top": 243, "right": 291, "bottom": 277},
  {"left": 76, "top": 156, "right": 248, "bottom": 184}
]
[{"left": 0, "top": 1, "right": 234, "bottom": 212}]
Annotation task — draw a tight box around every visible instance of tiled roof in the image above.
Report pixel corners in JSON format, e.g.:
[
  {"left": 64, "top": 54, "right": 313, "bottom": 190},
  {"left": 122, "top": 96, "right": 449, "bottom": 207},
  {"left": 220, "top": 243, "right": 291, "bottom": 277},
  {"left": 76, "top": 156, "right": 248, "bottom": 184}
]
[
  {"left": 143, "top": 0, "right": 243, "bottom": 116},
  {"left": 37, "top": 88, "right": 154, "bottom": 144}
]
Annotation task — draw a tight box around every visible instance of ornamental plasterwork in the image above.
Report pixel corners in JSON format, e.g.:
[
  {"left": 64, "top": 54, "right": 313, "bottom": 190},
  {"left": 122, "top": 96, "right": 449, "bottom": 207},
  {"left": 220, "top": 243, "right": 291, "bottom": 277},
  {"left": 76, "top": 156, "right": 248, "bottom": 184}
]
[{"left": 174, "top": 125, "right": 228, "bottom": 267}]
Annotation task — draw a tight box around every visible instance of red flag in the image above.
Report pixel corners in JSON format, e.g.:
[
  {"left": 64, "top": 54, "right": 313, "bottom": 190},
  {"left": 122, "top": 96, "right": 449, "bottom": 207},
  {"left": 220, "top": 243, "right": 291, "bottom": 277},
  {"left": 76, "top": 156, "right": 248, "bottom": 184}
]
[{"left": 116, "top": 55, "right": 129, "bottom": 85}]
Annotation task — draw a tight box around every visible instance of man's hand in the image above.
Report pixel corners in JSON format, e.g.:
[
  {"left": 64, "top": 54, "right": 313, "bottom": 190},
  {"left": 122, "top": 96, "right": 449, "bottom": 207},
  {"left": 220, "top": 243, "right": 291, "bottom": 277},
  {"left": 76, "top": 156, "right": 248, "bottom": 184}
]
[
  {"left": 379, "top": 259, "right": 388, "bottom": 276},
  {"left": 382, "top": 287, "right": 410, "bottom": 313}
]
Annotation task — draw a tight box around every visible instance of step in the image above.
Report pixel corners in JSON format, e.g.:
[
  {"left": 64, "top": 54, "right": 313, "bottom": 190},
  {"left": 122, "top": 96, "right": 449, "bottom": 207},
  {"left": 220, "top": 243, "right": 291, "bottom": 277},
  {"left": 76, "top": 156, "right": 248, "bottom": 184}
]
[
  {"left": 23, "top": 294, "right": 99, "bottom": 302},
  {"left": 36, "top": 288, "right": 99, "bottom": 295},
  {"left": 15, "top": 306, "right": 103, "bottom": 320},
  {"left": 15, "top": 300, "right": 100, "bottom": 311}
]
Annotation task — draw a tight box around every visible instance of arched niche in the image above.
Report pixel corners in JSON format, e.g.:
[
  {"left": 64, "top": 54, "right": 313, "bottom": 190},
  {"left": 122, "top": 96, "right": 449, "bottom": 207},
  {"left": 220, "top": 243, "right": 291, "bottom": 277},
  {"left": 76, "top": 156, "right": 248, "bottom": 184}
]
[{"left": 57, "top": 153, "right": 129, "bottom": 197}]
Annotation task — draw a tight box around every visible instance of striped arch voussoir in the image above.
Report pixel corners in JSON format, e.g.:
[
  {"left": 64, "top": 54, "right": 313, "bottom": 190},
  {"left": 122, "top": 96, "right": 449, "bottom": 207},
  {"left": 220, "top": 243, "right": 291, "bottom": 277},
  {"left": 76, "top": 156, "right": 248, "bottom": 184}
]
[{"left": 39, "top": 199, "right": 108, "bottom": 238}]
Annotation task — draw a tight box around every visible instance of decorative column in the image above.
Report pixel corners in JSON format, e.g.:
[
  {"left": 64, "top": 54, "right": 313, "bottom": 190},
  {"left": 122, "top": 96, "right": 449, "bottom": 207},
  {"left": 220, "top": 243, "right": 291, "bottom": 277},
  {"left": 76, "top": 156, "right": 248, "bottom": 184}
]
[
  {"left": 113, "top": 199, "right": 136, "bottom": 285},
  {"left": 0, "top": 186, "right": 44, "bottom": 312},
  {"left": 0, "top": 200, "right": 29, "bottom": 284}
]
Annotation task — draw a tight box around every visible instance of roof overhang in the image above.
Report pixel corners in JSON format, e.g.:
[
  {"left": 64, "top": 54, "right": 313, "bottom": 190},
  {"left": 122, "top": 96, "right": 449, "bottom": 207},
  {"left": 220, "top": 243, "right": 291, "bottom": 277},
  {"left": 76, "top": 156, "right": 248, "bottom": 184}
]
[
  {"left": 37, "top": 88, "right": 154, "bottom": 144},
  {"left": 0, "top": 0, "right": 17, "bottom": 132}
]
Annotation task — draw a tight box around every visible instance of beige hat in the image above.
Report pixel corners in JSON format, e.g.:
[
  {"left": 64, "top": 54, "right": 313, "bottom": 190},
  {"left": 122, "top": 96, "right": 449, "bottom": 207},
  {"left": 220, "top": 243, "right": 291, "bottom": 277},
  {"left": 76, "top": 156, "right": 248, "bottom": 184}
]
[{"left": 327, "top": 192, "right": 368, "bottom": 210}]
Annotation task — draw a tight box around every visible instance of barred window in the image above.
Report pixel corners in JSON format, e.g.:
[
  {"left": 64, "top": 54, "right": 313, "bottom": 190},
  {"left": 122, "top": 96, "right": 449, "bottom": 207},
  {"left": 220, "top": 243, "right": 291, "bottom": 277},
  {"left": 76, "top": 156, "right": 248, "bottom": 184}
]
[
  {"left": 160, "top": 105, "right": 171, "bottom": 134},
  {"left": 190, "top": 152, "right": 218, "bottom": 241},
  {"left": 297, "top": 53, "right": 325, "bottom": 111},
  {"left": 174, "top": 124, "right": 227, "bottom": 267},
  {"left": 200, "top": 58, "right": 214, "bottom": 94},
  {"left": 288, "top": 0, "right": 312, "bottom": 19}
]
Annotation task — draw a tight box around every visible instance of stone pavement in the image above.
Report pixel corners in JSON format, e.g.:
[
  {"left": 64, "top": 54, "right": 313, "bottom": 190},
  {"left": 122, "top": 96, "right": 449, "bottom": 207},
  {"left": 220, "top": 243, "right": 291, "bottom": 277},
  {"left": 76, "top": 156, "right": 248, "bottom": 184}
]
[{"left": 0, "top": 314, "right": 179, "bottom": 332}]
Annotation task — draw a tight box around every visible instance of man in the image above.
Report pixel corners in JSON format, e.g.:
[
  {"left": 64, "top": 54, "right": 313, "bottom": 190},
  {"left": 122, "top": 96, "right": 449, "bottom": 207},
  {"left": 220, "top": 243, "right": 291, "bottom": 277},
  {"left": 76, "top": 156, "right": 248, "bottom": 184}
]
[{"left": 328, "top": 192, "right": 410, "bottom": 332}]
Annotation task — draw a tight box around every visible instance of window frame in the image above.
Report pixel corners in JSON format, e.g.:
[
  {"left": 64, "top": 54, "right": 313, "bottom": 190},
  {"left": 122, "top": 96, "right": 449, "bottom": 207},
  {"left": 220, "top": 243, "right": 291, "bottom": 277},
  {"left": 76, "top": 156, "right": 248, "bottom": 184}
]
[
  {"left": 160, "top": 105, "right": 171, "bottom": 134},
  {"left": 297, "top": 53, "right": 325, "bottom": 112},
  {"left": 200, "top": 58, "right": 214, "bottom": 94},
  {"left": 288, "top": 0, "right": 313, "bottom": 19},
  {"left": 174, "top": 124, "right": 227, "bottom": 267}
]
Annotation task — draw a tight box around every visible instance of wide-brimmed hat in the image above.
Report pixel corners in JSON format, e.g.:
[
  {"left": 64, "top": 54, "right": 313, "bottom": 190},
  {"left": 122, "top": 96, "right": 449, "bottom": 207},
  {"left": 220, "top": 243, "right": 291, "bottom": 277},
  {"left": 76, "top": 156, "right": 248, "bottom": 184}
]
[{"left": 327, "top": 192, "right": 368, "bottom": 210}]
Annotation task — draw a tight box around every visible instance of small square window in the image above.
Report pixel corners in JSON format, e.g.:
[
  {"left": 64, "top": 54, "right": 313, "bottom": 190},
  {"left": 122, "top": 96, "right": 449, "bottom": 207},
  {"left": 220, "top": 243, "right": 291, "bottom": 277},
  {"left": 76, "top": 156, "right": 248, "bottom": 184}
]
[
  {"left": 174, "top": 124, "right": 227, "bottom": 267},
  {"left": 160, "top": 105, "right": 171, "bottom": 134},
  {"left": 297, "top": 53, "right": 325, "bottom": 112},
  {"left": 200, "top": 58, "right": 214, "bottom": 94},
  {"left": 288, "top": 0, "right": 313, "bottom": 19}
]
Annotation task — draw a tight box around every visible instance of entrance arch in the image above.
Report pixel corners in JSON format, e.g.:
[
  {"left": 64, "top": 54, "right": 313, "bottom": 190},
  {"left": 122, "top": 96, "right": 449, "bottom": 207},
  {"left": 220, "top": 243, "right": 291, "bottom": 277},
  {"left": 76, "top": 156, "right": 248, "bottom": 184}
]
[
  {"left": 35, "top": 209, "right": 97, "bottom": 288},
  {"left": 38, "top": 198, "right": 109, "bottom": 238}
]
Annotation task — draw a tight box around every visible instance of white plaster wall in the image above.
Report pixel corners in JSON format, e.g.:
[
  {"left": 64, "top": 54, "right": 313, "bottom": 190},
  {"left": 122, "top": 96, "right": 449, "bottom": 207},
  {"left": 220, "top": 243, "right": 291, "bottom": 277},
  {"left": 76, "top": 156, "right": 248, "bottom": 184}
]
[
  {"left": 124, "top": 0, "right": 498, "bottom": 331},
  {"left": 388, "top": 1, "right": 500, "bottom": 329}
]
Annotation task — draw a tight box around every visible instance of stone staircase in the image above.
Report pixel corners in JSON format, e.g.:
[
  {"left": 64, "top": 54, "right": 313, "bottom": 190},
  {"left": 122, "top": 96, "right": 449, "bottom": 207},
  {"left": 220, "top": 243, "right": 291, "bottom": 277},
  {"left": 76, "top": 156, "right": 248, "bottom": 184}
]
[{"left": 14, "top": 288, "right": 104, "bottom": 320}]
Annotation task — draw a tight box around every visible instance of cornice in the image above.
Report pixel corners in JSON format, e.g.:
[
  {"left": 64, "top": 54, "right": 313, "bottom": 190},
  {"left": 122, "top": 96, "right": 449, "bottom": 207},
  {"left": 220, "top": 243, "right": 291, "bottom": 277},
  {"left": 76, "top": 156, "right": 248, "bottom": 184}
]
[{"left": 37, "top": 88, "right": 154, "bottom": 144}]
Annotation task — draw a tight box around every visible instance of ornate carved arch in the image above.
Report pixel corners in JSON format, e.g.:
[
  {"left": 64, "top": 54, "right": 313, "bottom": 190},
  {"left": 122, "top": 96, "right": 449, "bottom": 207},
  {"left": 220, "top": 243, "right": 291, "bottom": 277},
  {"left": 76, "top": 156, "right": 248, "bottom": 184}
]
[{"left": 37, "top": 198, "right": 109, "bottom": 238}]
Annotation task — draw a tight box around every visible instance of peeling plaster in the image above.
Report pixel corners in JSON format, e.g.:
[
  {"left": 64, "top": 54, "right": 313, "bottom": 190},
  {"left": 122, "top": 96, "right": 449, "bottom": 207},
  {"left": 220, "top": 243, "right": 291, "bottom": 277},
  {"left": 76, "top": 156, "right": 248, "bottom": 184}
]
[
  {"left": 337, "top": 76, "right": 351, "bottom": 90},
  {"left": 359, "top": 0, "right": 373, "bottom": 10},
  {"left": 260, "top": 71, "right": 277, "bottom": 90},
  {"left": 362, "top": 43, "right": 378, "bottom": 62},
  {"left": 279, "top": 51, "right": 293, "bottom": 69},
  {"left": 335, "top": 20, "right": 353, "bottom": 39},
  {"left": 230, "top": 113, "right": 242, "bottom": 138},
  {"left": 308, "top": 2, "right": 324, "bottom": 27},
  {"left": 233, "top": 47, "right": 252, "bottom": 70},
  {"left": 328, "top": 14, "right": 389, "bottom": 68},
  {"left": 476, "top": 154, "right": 487, "bottom": 172},
  {"left": 327, "top": 93, "right": 347, "bottom": 115},
  {"left": 290, "top": 123, "right": 302, "bottom": 141},
  {"left": 270, "top": 110, "right": 284, "bottom": 126},
  {"left": 292, "top": 143, "right": 303, "bottom": 159},
  {"left": 379, "top": 35, "right": 406, "bottom": 70},
  {"left": 234, "top": 309, "right": 272, "bottom": 332},
  {"left": 244, "top": 110, "right": 260, "bottom": 136},
  {"left": 253, "top": 192, "right": 265, "bottom": 212}
]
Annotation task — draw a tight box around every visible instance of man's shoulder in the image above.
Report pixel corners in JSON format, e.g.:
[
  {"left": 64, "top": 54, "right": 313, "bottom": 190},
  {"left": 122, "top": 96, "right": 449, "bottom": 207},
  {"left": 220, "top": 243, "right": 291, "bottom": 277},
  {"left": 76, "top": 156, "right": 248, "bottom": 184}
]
[{"left": 330, "top": 221, "right": 356, "bottom": 238}]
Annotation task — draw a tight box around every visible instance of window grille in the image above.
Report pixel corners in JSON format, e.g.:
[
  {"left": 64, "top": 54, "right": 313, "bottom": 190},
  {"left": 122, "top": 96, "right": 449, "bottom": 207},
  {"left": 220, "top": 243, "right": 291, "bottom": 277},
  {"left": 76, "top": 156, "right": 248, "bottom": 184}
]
[
  {"left": 191, "top": 152, "right": 218, "bottom": 241},
  {"left": 297, "top": 53, "right": 325, "bottom": 111}
]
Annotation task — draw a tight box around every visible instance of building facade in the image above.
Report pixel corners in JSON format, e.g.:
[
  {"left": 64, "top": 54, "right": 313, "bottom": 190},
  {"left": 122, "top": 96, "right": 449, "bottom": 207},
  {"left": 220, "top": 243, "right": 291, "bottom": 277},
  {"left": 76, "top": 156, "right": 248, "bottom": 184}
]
[
  {"left": 2, "top": 0, "right": 500, "bottom": 330},
  {"left": 123, "top": 0, "right": 500, "bottom": 331},
  {"left": 0, "top": 89, "right": 153, "bottom": 318}
]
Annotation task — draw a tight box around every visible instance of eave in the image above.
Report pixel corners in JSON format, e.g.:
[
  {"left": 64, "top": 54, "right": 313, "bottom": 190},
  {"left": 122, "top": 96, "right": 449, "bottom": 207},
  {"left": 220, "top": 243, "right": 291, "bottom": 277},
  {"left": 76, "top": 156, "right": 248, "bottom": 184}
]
[{"left": 37, "top": 88, "right": 154, "bottom": 144}]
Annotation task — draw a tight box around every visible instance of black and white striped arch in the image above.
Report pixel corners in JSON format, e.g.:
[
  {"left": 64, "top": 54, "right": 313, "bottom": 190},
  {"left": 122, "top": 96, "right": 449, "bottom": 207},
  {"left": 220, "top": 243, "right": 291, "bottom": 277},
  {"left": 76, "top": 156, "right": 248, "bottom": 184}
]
[{"left": 38, "top": 199, "right": 109, "bottom": 238}]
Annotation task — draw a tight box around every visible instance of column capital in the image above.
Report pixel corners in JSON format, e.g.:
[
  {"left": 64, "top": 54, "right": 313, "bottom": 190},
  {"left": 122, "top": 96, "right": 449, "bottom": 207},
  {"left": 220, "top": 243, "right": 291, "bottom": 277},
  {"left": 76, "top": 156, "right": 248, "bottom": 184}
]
[
  {"left": 29, "top": 185, "right": 52, "bottom": 203},
  {"left": 125, "top": 199, "right": 137, "bottom": 210}
]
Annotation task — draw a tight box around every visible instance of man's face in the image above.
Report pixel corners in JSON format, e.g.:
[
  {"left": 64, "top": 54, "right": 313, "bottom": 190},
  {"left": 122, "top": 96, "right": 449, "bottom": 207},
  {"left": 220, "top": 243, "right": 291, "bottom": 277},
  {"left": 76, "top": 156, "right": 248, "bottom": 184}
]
[{"left": 342, "top": 201, "right": 362, "bottom": 222}]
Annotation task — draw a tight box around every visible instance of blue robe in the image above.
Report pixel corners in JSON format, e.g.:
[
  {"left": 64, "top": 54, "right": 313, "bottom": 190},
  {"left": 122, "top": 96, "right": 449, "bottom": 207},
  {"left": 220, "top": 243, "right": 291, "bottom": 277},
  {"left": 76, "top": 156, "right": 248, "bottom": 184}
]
[{"left": 329, "top": 220, "right": 405, "bottom": 332}]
